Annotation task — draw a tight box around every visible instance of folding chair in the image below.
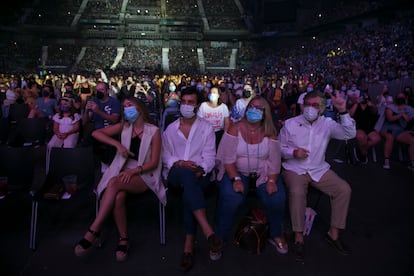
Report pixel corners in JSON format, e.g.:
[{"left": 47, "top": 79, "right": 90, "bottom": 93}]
[
  {"left": 0, "top": 145, "right": 34, "bottom": 195},
  {"left": 29, "top": 146, "right": 97, "bottom": 250}
]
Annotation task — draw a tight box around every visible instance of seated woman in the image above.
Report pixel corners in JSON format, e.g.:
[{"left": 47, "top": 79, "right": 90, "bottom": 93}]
[
  {"left": 349, "top": 91, "right": 381, "bottom": 163},
  {"left": 74, "top": 97, "right": 166, "bottom": 262},
  {"left": 46, "top": 97, "right": 81, "bottom": 173},
  {"left": 215, "top": 95, "right": 288, "bottom": 257},
  {"left": 380, "top": 92, "right": 414, "bottom": 170},
  {"left": 197, "top": 86, "right": 230, "bottom": 149}
]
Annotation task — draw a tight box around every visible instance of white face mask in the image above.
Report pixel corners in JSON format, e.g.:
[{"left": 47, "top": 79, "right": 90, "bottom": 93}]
[
  {"left": 303, "top": 106, "right": 319, "bottom": 122},
  {"left": 180, "top": 104, "right": 196, "bottom": 119},
  {"left": 209, "top": 93, "right": 219, "bottom": 103}
]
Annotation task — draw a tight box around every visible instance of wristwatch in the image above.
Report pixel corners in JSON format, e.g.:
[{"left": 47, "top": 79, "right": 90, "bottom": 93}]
[{"left": 231, "top": 176, "right": 242, "bottom": 183}]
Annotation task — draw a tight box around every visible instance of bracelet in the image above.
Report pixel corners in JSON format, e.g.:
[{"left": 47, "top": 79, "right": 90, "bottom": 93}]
[
  {"left": 268, "top": 179, "right": 275, "bottom": 183},
  {"left": 231, "top": 176, "right": 242, "bottom": 183}
]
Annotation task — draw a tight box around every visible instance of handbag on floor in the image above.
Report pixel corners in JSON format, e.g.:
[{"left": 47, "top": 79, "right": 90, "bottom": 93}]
[
  {"left": 43, "top": 174, "right": 64, "bottom": 200},
  {"left": 234, "top": 207, "right": 269, "bottom": 255}
]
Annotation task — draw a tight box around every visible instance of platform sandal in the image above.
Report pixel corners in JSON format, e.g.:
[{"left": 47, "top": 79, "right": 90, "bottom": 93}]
[
  {"left": 115, "top": 237, "right": 129, "bottom": 262},
  {"left": 74, "top": 228, "right": 101, "bottom": 257}
]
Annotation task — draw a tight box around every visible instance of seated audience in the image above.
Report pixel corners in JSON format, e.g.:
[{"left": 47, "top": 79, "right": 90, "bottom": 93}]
[
  {"left": 215, "top": 95, "right": 288, "bottom": 256},
  {"left": 162, "top": 87, "right": 222, "bottom": 272},
  {"left": 279, "top": 91, "right": 356, "bottom": 262},
  {"left": 379, "top": 92, "right": 414, "bottom": 171},
  {"left": 349, "top": 91, "right": 381, "bottom": 163},
  {"left": 75, "top": 97, "right": 166, "bottom": 262}
]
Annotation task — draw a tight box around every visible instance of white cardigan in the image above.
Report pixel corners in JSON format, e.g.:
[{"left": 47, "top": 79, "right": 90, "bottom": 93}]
[{"left": 96, "top": 122, "right": 166, "bottom": 206}]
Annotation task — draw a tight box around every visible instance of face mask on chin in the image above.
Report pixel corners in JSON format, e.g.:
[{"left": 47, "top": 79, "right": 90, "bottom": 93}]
[
  {"left": 180, "top": 104, "right": 196, "bottom": 119},
  {"left": 303, "top": 106, "right": 319, "bottom": 122}
]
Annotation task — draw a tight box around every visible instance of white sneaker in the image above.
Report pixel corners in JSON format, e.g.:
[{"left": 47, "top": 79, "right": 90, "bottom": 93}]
[{"left": 383, "top": 159, "right": 390, "bottom": 169}]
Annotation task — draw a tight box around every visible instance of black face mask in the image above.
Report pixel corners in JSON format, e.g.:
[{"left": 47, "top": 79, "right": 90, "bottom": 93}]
[
  {"left": 219, "top": 87, "right": 226, "bottom": 92},
  {"left": 96, "top": 91, "right": 105, "bottom": 99},
  {"left": 395, "top": 97, "right": 405, "bottom": 105},
  {"left": 243, "top": 89, "right": 251, "bottom": 98},
  {"left": 42, "top": 90, "right": 50, "bottom": 97}
]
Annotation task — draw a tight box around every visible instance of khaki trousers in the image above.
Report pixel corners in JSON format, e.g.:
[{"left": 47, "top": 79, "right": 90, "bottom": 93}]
[{"left": 282, "top": 169, "right": 351, "bottom": 232}]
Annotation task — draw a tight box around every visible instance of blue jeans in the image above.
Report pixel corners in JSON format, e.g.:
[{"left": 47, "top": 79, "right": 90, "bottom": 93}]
[
  {"left": 167, "top": 166, "right": 212, "bottom": 235},
  {"left": 215, "top": 173, "right": 286, "bottom": 242}
]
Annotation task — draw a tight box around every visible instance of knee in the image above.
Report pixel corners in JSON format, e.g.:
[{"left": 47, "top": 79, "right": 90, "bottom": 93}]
[
  {"left": 106, "top": 177, "right": 120, "bottom": 192},
  {"left": 115, "top": 191, "right": 127, "bottom": 205},
  {"left": 338, "top": 181, "right": 352, "bottom": 198},
  {"left": 356, "top": 131, "right": 366, "bottom": 142},
  {"left": 288, "top": 185, "right": 306, "bottom": 200}
]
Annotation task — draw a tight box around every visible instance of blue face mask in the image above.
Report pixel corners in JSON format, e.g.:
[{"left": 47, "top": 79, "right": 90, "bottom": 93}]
[
  {"left": 245, "top": 108, "right": 263, "bottom": 123},
  {"left": 124, "top": 106, "right": 139, "bottom": 123},
  {"left": 60, "top": 105, "right": 70, "bottom": 112}
]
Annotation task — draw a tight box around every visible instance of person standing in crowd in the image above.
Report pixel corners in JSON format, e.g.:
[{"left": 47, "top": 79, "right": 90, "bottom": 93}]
[
  {"left": 279, "top": 91, "right": 356, "bottom": 262},
  {"left": 215, "top": 95, "right": 288, "bottom": 257},
  {"left": 379, "top": 92, "right": 414, "bottom": 171},
  {"left": 75, "top": 97, "right": 166, "bottom": 262},
  {"left": 197, "top": 86, "right": 230, "bottom": 149},
  {"left": 162, "top": 87, "right": 223, "bottom": 272},
  {"left": 82, "top": 81, "right": 121, "bottom": 166}
]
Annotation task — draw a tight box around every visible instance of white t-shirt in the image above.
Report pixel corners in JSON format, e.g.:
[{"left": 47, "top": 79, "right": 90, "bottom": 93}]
[{"left": 197, "top": 102, "right": 229, "bottom": 132}]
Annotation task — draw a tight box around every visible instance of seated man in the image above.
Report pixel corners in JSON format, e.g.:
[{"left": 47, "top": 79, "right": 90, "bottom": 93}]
[
  {"left": 279, "top": 91, "right": 356, "bottom": 262},
  {"left": 162, "top": 87, "right": 223, "bottom": 272}
]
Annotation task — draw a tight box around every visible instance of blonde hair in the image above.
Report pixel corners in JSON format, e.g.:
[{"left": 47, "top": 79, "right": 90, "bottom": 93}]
[{"left": 245, "top": 95, "right": 276, "bottom": 137}]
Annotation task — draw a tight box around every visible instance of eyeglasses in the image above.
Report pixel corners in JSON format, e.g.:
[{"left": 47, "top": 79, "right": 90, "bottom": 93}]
[{"left": 304, "top": 102, "right": 321, "bottom": 108}]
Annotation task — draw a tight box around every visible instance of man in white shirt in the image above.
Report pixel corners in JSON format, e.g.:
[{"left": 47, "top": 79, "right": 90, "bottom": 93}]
[
  {"left": 279, "top": 91, "right": 356, "bottom": 262},
  {"left": 162, "top": 87, "right": 223, "bottom": 271}
]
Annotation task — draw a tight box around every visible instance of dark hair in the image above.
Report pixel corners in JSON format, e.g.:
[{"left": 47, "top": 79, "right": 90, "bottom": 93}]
[
  {"left": 180, "top": 86, "right": 201, "bottom": 105},
  {"left": 121, "top": 97, "right": 154, "bottom": 125},
  {"left": 304, "top": 91, "right": 327, "bottom": 112}
]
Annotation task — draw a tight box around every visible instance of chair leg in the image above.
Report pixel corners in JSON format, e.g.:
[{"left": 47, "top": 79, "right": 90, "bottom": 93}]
[
  {"left": 159, "top": 202, "right": 166, "bottom": 245},
  {"left": 29, "top": 200, "right": 38, "bottom": 250},
  {"left": 371, "top": 147, "right": 377, "bottom": 163}
]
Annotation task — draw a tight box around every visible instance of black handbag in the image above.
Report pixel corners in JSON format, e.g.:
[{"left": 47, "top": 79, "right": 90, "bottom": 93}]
[
  {"left": 234, "top": 207, "right": 269, "bottom": 255},
  {"left": 43, "top": 174, "right": 64, "bottom": 200}
]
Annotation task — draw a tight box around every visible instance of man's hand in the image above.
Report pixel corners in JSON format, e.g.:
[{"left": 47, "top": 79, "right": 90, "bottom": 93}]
[{"left": 294, "top": 148, "right": 309, "bottom": 159}]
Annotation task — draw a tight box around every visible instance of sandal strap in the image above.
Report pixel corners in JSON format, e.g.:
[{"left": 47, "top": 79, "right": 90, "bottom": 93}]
[
  {"left": 116, "top": 244, "right": 129, "bottom": 253},
  {"left": 78, "top": 238, "right": 92, "bottom": 249},
  {"left": 88, "top": 228, "right": 100, "bottom": 237}
]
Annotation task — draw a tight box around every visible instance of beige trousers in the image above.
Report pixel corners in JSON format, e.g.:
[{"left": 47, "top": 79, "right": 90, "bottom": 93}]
[{"left": 282, "top": 169, "right": 351, "bottom": 232}]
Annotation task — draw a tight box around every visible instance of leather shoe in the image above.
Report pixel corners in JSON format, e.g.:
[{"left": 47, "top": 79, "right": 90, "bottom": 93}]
[
  {"left": 293, "top": 242, "right": 305, "bottom": 263},
  {"left": 179, "top": 252, "right": 193, "bottom": 272},
  {"left": 325, "top": 233, "right": 351, "bottom": 255}
]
